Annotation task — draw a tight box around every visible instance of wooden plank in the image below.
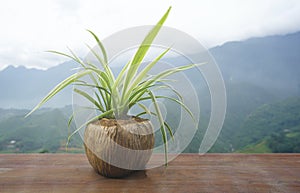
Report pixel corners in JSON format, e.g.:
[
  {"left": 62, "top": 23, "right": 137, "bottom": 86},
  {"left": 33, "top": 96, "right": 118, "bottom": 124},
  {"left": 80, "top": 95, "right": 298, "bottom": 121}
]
[{"left": 0, "top": 154, "right": 300, "bottom": 192}]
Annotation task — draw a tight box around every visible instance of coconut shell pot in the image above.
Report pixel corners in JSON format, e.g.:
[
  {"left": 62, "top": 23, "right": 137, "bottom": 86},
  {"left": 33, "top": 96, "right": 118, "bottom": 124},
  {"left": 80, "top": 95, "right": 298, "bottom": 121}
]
[{"left": 84, "top": 116, "right": 154, "bottom": 178}]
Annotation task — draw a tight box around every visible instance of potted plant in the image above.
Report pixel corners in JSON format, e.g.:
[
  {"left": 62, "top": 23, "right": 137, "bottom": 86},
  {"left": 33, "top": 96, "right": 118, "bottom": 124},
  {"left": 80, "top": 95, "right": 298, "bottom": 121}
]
[{"left": 26, "top": 6, "right": 196, "bottom": 178}]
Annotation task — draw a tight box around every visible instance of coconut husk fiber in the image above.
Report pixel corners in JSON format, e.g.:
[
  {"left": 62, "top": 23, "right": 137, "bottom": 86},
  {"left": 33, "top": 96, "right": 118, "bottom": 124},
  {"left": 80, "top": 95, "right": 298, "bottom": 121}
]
[{"left": 84, "top": 117, "right": 154, "bottom": 178}]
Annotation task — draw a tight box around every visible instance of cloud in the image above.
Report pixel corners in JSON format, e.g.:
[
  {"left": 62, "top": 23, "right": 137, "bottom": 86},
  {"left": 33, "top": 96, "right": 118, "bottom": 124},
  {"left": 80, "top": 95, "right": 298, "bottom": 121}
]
[{"left": 0, "top": 0, "right": 300, "bottom": 70}]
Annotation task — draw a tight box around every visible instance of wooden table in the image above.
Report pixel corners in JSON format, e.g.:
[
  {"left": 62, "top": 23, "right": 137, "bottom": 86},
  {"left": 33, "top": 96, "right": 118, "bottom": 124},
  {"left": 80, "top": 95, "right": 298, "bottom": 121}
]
[{"left": 0, "top": 154, "right": 299, "bottom": 192}]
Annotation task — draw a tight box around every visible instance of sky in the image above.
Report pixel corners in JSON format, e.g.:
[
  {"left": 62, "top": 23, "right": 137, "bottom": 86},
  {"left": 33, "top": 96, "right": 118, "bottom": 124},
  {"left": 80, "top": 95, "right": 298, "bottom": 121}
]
[{"left": 0, "top": 0, "right": 300, "bottom": 70}]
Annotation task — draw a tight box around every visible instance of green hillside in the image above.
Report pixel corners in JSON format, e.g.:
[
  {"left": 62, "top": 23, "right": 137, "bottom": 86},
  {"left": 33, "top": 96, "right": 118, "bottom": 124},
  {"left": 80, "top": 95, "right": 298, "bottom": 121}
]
[
  {"left": 236, "top": 140, "right": 272, "bottom": 153},
  {"left": 0, "top": 107, "right": 83, "bottom": 153},
  {"left": 236, "top": 97, "right": 300, "bottom": 153},
  {"left": 1, "top": 97, "right": 300, "bottom": 153},
  {"left": 209, "top": 82, "right": 280, "bottom": 152}
]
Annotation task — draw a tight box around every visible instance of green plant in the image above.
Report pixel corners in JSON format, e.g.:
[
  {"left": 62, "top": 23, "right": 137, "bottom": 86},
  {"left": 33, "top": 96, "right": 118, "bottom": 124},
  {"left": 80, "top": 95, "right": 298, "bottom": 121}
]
[{"left": 26, "top": 6, "right": 198, "bottom": 164}]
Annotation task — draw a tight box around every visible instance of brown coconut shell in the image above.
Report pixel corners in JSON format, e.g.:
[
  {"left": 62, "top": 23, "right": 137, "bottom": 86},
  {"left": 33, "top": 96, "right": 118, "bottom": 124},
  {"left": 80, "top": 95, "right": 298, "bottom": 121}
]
[{"left": 84, "top": 117, "right": 154, "bottom": 178}]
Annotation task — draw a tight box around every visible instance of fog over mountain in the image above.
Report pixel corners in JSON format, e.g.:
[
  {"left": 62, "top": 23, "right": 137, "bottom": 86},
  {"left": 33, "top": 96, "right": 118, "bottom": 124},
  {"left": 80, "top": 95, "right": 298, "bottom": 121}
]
[
  {"left": 0, "top": 31, "right": 300, "bottom": 109},
  {"left": 211, "top": 31, "right": 300, "bottom": 97}
]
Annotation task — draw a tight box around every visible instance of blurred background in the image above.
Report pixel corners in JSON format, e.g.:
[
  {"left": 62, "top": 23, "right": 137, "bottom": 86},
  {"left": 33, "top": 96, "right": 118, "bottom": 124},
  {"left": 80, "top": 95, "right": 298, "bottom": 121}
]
[{"left": 0, "top": 0, "right": 300, "bottom": 153}]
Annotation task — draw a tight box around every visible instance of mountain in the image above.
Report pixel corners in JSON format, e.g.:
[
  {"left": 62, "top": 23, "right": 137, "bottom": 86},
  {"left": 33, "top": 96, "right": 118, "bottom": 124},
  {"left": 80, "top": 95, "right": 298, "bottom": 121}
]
[
  {"left": 0, "top": 61, "right": 76, "bottom": 109},
  {"left": 206, "top": 32, "right": 300, "bottom": 152},
  {"left": 211, "top": 32, "right": 300, "bottom": 97},
  {"left": 1, "top": 32, "right": 300, "bottom": 110}
]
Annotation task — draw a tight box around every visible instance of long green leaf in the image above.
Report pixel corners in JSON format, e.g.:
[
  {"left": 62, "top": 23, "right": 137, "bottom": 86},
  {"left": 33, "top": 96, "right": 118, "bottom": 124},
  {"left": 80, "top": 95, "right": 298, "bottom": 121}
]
[
  {"left": 25, "top": 70, "right": 92, "bottom": 117},
  {"left": 159, "top": 96, "right": 193, "bottom": 121},
  {"left": 137, "top": 103, "right": 152, "bottom": 116},
  {"left": 123, "top": 47, "right": 171, "bottom": 102},
  {"left": 74, "top": 88, "right": 105, "bottom": 112},
  {"left": 47, "top": 50, "right": 78, "bottom": 64},
  {"left": 86, "top": 29, "right": 108, "bottom": 64},
  {"left": 130, "top": 6, "right": 171, "bottom": 69},
  {"left": 79, "top": 63, "right": 111, "bottom": 111},
  {"left": 84, "top": 66, "right": 112, "bottom": 91},
  {"left": 133, "top": 63, "right": 202, "bottom": 101},
  {"left": 136, "top": 104, "right": 173, "bottom": 140},
  {"left": 148, "top": 90, "right": 168, "bottom": 166},
  {"left": 67, "top": 47, "right": 87, "bottom": 68},
  {"left": 153, "top": 83, "right": 183, "bottom": 101},
  {"left": 164, "top": 121, "right": 174, "bottom": 141},
  {"left": 136, "top": 111, "right": 157, "bottom": 117},
  {"left": 128, "top": 63, "right": 203, "bottom": 106},
  {"left": 136, "top": 95, "right": 195, "bottom": 122},
  {"left": 86, "top": 43, "right": 115, "bottom": 83},
  {"left": 86, "top": 30, "right": 116, "bottom": 94},
  {"left": 121, "top": 7, "right": 172, "bottom": 104},
  {"left": 112, "top": 60, "right": 131, "bottom": 92},
  {"left": 127, "top": 81, "right": 161, "bottom": 107},
  {"left": 74, "top": 83, "right": 111, "bottom": 95}
]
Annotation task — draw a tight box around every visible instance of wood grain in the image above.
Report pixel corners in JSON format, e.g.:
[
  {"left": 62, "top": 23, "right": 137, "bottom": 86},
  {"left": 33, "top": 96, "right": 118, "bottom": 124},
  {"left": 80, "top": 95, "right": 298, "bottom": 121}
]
[{"left": 0, "top": 154, "right": 300, "bottom": 192}]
